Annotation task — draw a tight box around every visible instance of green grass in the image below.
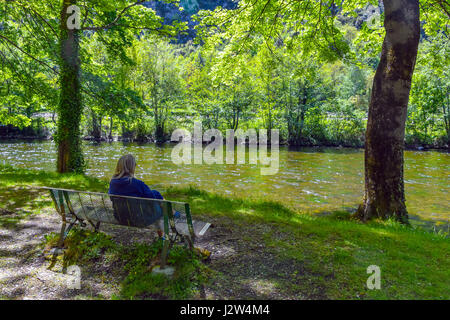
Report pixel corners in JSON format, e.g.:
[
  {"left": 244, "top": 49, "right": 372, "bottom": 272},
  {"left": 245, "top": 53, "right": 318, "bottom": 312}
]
[
  {"left": 0, "top": 163, "right": 107, "bottom": 216},
  {"left": 165, "top": 186, "right": 449, "bottom": 299},
  {"left": 1, "top": 164, "right": 449, "bottom": 299}
]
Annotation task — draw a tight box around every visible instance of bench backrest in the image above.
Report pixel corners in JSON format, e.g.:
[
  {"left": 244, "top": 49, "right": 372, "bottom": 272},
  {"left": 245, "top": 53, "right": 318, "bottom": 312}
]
[{"left": 42, "top": 187, "right": 194, "bottom": 238}]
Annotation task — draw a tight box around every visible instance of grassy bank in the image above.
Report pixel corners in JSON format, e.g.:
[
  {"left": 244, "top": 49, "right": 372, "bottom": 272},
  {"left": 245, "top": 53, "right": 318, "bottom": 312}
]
[{"left": 0, "top": 164, "right": 449, "bottom": 299}]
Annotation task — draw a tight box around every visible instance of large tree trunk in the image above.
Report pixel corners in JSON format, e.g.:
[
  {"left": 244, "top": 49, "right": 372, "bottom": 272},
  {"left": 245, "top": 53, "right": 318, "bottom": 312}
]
[
  {"left": 357, "top": 0, "right": 420, "bottom": 223},
  {"left": 56, "top": 0, "right": 84, "bottom": 173}
]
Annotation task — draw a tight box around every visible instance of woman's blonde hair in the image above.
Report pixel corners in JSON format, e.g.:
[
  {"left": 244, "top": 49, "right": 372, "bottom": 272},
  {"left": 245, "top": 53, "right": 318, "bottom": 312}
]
[{"left": 112, "top": 154, "right": 136, "bottom": 179}]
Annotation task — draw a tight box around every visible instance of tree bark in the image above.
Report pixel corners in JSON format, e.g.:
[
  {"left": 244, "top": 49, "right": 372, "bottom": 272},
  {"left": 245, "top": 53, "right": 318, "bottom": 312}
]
[
  {"left": 109, "top": 116, "right": 113, "bottom": 141},
  {"left": 91, "top": 110, "right": 101, "bottom": 141},
  {"left": 357, "top": 0, "right": 420, "bottom": 223},
  {"left": 56, "top": 0, "right": 84, "bottom": 173}
]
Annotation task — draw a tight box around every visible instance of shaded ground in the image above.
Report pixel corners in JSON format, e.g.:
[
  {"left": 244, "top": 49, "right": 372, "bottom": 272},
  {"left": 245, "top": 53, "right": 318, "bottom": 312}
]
[
  {"left": 0, "top": 211, "right": 120, "bottom": 299},
  {"left": 0, "top": 210, "right": 312, "bottom": 300}
]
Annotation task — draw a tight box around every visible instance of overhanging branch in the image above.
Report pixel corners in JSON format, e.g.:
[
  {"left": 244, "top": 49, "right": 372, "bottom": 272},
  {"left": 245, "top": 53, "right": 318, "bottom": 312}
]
[{"left": 81, "top": 0, "right": 147, "bottom": 31}]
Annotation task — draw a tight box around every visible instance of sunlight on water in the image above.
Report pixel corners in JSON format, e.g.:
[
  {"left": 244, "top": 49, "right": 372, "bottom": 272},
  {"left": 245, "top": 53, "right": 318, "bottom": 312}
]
[{"left": 0, "top": 140, "right": 448, "bottom": 224}]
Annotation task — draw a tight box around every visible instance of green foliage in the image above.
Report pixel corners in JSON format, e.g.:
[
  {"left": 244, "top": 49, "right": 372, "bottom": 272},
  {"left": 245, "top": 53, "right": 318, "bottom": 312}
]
[
  {"left": 408, "top": 32, "right": 450, "bottom": 147},
  {"left": 129, "top": 36, "right": 187, "bottom": 142},
  {"left": 59, "top": 228, "right": 117, "bottom": 264},
  {"left": 1, "top": 0, "right": 449, "bottom": 151},
  {"left": 0, "top": 0, "right": 186, "bottom": 172},
  {"left": 119, "top": 241, "right": 210, "bottom": 299}
]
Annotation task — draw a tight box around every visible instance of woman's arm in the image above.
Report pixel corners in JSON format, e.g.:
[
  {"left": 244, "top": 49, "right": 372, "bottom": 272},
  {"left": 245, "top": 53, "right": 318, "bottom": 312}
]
[
  {"left": 137, "top": 179, "right": 164, "bottom": 200},
  {"left": 150, "top": 190, "right": 164, "bottom": 200}
]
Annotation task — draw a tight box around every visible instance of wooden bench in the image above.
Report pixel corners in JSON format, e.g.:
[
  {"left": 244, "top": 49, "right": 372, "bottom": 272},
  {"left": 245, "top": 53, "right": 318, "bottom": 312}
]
[{"left": 42, "top": 187, "right": 211, "bottom": 269}]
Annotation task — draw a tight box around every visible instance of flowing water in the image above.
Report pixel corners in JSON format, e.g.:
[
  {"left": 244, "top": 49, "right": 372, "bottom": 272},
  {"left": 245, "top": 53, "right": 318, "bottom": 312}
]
[{"left": 0, "top": 140, "right": 448, "bottom": 227}]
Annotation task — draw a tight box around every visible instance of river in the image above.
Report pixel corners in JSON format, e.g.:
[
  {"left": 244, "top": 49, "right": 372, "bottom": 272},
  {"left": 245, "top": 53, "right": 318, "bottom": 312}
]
[{"left": 0, "top": 140, "right": 448, "bottom": 228}]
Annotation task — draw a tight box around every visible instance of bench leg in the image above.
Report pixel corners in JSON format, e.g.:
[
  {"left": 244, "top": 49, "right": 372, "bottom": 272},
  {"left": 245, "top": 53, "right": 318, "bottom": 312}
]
[
  {"left": 64, "top": 220, "right": 78, "bottom": 239},
  {"left": 55, "top": 218, "right": 78, "bottom": 248},
  {"left": 160, "top": 237, "right": 170, "bottom": 269},
  {"left": 48, "top": 219, "right": 75, "bottom": 270},
  {"left": 184, "top": 235, "right": 194, "bottom": 251},
  {"left": 56, "top": 220, "right": 67, "bottom": 249}
]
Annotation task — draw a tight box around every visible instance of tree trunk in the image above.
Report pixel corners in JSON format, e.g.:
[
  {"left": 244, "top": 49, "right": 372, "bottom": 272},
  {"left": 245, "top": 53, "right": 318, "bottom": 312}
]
[
  {"left": 91, "top": 110, "right": 101, "bottom": 141},
  {"left": 109, "top": 116, "right": 113, "bottom": 141},
  {"left": 56, "top": 0, "right": 84, "bottom": 173},
  {"left": 443, "top": 96, "right": 450, "bottom": 145},
  {"left": 357, "top": 0, "right": 420, "bottom": 223},
  {"left": 155, "top": 124, "right": 165, "bottom": 144}
]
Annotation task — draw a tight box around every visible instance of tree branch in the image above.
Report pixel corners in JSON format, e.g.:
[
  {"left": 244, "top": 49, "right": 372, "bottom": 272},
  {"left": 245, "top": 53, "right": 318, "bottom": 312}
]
[
  {"left": 434, "top": 0, "right": 450, "bottom": 18},
  {"left": 81, "top": 0, "right": 147, "bottom": 31},
  {"left": 0, "top": 34, "right": 57, "bottom": 74},
  {"left": 16, "top": 0, "right": 59, "bottom": 37}
]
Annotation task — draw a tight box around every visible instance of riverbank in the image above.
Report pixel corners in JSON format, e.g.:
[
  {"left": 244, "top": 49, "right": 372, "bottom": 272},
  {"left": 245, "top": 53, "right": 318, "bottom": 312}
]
[
  {"left": 0, "top": 165, "right": 448, "bottom": 299},
  {"left": 0, "top": 134, "right": 448, "bottom": 152}
]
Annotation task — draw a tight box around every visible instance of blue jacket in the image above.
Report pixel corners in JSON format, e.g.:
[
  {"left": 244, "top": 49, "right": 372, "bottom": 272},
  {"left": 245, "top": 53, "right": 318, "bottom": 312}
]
[{"left": 108, "top": 177, "right": 163, "bottom": 200}]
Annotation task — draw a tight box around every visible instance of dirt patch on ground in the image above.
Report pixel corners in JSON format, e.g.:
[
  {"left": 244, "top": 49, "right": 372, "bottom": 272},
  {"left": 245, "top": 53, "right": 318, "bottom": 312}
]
[
  {"left": 197, "top": 217, "right": 325, "bottom": 299},
  {"left": 0, "top": 212, "right": 316, "bottom": 300},
  {"left": 0, "top": 212, "right": 121, "bottom": 299}
]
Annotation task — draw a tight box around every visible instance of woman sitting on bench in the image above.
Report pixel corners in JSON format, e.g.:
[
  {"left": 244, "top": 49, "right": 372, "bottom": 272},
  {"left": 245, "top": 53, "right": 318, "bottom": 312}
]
[
  {"left": 109, "top": 154, "right": 163, "bottom": 200},
  {"left": 108, "top": 154, "right": 180, "bottom": 230}
]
